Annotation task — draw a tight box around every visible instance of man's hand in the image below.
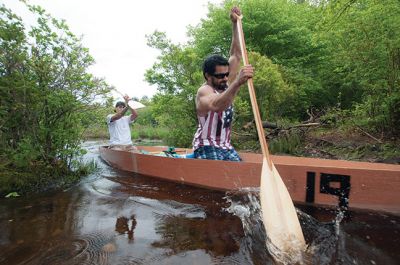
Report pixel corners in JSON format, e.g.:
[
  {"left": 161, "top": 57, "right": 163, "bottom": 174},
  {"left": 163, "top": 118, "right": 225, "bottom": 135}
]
[
  {"left": 236, "top": 65, "right": 254, "bottom": 86},
  {"left": 123, "top": 94, "right": 130, "bottom": 104},
  {"left": 230, "top": 6, "right": 241, "bottom": 23}
]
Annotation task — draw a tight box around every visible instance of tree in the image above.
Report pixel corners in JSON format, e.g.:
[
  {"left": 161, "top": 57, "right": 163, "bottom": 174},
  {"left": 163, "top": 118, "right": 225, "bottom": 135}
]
[
  {"left": 314, "top": 0, "right": 400, "bottom": 135},
  {"left": 0, "top": 3, "right": 110, "bottom": 194}
]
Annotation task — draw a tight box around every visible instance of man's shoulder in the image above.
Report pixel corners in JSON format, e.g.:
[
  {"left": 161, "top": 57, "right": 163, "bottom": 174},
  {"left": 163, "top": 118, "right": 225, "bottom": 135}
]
[{"left": 197, "top": 84, "right": 214, "bottom": 96}]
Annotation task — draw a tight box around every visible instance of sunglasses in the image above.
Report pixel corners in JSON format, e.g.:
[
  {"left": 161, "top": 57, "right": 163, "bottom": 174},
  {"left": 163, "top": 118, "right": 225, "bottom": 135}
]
[{"left": 212, "top": 72, "right": 229, "bottom": 79}]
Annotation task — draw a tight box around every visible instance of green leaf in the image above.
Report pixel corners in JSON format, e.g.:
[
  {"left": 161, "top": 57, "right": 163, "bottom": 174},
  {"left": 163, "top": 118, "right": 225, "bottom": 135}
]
[{"left": 5, "top": 192, "right": 20, "bottom": 198}]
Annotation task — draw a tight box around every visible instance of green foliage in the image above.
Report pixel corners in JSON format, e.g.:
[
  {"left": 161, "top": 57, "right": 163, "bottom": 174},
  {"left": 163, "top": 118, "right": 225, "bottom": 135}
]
[
  {"left": 314, "top": 0, "right": 400, "bottom": 135},
  {"left": 269, "top": 131, "right": 302, "bottom": 154},
  {"left": 134, "top": 105, "right": 158, "bottom": 126},
  {"left": 151, "top": 93, "right": 197, "bottom": 147},
  {"left": 0, "top": 3, "right": 111, "bottom": 195},
  {"left": 131, "top": 125, "right": 169, "bottom": 140},
  {"left": 351, "top": 94, "right": 400, "bottom": 136},
  {"left": 235, "top": 52, "right": 298, "bottom": 121},
  {"left": 145, "top": 31, "right": 203, "bottom": 147},
  {"left": 5, "top": 192, "right": 20, "bottom": 198},
  {"left": 0, "top": 157, "right": 96, "bottom": 196}
]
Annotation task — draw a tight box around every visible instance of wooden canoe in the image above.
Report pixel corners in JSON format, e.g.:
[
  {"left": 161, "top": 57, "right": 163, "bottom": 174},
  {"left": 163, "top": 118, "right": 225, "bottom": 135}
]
[{"left": 99, "top": 146, "right": 400, "bottom": 215}]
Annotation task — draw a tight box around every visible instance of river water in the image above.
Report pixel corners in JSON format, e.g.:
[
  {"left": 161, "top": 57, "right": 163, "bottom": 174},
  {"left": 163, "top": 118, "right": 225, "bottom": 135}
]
[{"left": 0, "top": 140, "right": 399, "bottom": 265}]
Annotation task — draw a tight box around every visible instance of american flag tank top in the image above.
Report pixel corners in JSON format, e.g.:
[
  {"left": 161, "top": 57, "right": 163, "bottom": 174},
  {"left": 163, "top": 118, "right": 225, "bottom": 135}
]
[{"left": 192, "top": 101, "right": 234, "bottom": 150}]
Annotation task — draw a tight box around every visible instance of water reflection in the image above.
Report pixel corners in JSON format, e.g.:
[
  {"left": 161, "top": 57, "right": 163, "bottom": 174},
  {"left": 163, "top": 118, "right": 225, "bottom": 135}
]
[
  {"left": 0, "top": 140, "right": 399, "bottom": 265},
  {"left": 151, "top": 213, "right": 243, "bottom": 256},
  {"left": 115, "top": 215, "right": 137, "bottom": 243}
]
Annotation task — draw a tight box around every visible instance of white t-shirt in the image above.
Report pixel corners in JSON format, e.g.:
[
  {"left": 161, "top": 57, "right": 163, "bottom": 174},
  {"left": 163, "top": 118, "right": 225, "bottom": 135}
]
[{"left": 106, "top": 114, "right": 134, "bottom": 145}]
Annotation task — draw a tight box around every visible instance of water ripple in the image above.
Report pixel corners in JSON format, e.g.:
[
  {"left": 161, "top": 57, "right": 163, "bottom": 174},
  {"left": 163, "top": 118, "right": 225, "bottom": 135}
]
[{"left": 17, "top": 232, "right": 115, "bottom": 265}]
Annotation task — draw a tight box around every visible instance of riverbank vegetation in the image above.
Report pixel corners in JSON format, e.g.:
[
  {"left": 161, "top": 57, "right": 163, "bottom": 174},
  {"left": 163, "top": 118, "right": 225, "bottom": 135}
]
[
  {"left": 1, "top": 0, "right": 399, "bottom": 196},
  {"left": 0, "top": 3, "right": 111, "bottom": 196}
]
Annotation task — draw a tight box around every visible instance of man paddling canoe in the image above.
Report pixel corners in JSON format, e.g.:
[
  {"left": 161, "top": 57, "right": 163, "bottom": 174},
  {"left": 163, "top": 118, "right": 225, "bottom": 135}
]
[
  {"left": 106, "top": 94, "right": 138, "bottom": 151},
  {"left": 192, "top": 6, "right": 254, "bottom": 161}
]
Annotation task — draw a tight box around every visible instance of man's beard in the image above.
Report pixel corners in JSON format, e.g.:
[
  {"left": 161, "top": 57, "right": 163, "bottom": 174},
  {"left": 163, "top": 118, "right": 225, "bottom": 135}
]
[{"left": 212, "top": 80, "right": 228, "bottom": 91}]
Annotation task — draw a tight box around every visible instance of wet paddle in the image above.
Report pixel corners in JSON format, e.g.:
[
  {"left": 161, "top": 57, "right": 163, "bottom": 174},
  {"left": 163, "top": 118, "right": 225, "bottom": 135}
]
[
  {"left": 112, "top": 88, "right": 146, "bottom": 109},
  {"left": 236, "top": 15, "right": 306, "bottom": 253}
]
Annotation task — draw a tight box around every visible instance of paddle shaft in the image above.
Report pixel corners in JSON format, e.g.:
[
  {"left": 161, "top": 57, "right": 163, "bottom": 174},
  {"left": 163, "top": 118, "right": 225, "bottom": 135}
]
[
  {"left": 236, "top": 16, "right": 272, "bottom": 169},
  {"left": 113, "top": 88, "right": 133, "bottom": 101}
]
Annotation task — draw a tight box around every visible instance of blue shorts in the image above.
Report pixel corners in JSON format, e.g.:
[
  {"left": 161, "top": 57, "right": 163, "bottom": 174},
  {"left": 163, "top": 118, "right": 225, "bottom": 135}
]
[{"left": 194, "top": 146, "right": 242, "bottom": 161}]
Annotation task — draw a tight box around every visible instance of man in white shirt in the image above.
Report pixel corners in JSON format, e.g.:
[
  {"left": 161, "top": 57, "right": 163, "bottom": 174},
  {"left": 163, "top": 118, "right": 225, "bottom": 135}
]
[{"left": 106, "top": 95, "right": 138, "bottom": 151}]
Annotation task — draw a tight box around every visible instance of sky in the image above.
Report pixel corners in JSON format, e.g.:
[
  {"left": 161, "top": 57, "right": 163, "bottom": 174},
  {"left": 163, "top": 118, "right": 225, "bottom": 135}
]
[{"left": 2, "top": 0, "right": 223, "bottom": 99}]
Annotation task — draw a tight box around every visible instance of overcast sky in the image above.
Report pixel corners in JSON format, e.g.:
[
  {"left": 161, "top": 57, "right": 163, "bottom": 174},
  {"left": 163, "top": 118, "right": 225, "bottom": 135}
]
[{"left": 2, "top": 0, "right": 223, "bottom": 99}]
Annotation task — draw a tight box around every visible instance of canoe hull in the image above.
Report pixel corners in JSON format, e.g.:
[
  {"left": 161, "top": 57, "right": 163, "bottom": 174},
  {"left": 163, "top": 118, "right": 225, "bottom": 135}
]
[{"left": 99, "top": 146, "right": 400, "bottom": 215}]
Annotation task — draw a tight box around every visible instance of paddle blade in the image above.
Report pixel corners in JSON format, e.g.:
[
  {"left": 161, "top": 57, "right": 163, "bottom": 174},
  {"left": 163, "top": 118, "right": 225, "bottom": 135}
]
[
  {"left": 128, "top": 100, "right": 146, "bottom": 110},
  {"left": 259, "top": 158, "right": 305, "bottom": 253}
]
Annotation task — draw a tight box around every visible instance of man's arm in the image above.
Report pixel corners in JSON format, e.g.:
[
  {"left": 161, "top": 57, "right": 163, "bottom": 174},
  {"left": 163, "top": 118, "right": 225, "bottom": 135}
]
[
  {"left": 196, "top": 82, "right": 240, "bottom": 116},
  {"left": 228, "top": 7, "right": 242, "bottom": 85},
  {"left": 128, "top": 105, "right": 138, "bottom": 121}
]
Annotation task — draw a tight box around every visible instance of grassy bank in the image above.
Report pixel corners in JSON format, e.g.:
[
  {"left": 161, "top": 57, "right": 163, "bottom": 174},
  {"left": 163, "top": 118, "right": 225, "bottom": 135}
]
[
  {"left": 82, "top": 125, "right": 109, "bottom": 139},
  {"left": 233, "top": 126, "right": 400, "bottom": 164},
  {"left": 301, "top": 128, "right": 400, "bottom": 163},
  {"left": 131, "top": 125, "right": 169, "bottom": 141}
]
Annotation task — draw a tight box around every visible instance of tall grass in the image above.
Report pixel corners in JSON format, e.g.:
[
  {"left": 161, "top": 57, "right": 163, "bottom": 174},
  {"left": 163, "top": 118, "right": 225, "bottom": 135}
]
[
  {"left": 131, "top": 125, "right": 169, "bottom": 140},
  {"left": 82, "top": 124, "right": 109, "bottom": 139},
  {"left": 269, "top": 131, "right": 302, "bottom": 154}
]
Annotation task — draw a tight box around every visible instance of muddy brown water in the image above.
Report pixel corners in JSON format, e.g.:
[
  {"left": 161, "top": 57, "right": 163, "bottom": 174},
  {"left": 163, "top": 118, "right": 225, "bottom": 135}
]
[{"left": 0, "top": 141, "right": 399, "bottom": 265}]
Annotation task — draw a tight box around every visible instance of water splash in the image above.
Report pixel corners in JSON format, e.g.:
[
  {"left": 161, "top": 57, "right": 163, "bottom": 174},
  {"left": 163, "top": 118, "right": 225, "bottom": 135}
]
[{"left": 223, "top": 189, "right": 369, "bottom": 265}]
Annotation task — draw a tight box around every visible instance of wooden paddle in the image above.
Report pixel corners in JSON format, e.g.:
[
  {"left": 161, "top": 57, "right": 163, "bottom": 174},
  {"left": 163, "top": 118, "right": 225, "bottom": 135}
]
[
  {"left": 112, "top": 88, "right": 146, "bottom": 109},
  {"left": 236, "top": 15, "right": 306, "bottom": 253}
]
